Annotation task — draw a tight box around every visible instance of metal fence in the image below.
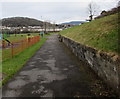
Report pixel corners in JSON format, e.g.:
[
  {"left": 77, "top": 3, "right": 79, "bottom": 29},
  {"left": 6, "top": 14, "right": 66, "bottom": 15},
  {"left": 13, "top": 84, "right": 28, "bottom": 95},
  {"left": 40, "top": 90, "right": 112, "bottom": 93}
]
[{"left": 2, "top": 36, "right": 40, "bottom": 61}]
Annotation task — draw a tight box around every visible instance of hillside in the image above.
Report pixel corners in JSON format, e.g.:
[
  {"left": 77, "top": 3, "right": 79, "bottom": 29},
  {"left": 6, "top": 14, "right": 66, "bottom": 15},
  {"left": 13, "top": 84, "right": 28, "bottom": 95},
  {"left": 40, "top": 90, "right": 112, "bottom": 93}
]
[
  {"left": 95, "top": 6, "right": 120, "bottom": 19},
  {"left": 60, "top": 13, "right": 119, "bottom": 54},
  {"left": 62, "top": 21, "right": 87, "bottom": 25},
  {"left": 1, "top": 17, "right": 44, "bottom": 27}
]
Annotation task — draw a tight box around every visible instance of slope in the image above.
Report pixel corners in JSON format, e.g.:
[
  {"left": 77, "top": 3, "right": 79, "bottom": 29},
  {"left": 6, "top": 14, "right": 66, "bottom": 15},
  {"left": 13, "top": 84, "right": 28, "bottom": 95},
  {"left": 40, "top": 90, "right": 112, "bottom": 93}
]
[{"left": 60, "top": 13, "right": 119, "bottom": 54}]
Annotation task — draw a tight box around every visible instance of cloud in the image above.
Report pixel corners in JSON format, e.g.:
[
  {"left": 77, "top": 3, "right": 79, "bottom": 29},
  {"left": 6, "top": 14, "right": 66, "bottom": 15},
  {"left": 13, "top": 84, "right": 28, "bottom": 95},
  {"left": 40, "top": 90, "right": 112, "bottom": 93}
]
[
  {"left": 0, "top": 0, "right": 117, "bottom": 2},
  {"left": 1, "top": 1, "right": 117, "bottom": 23}
]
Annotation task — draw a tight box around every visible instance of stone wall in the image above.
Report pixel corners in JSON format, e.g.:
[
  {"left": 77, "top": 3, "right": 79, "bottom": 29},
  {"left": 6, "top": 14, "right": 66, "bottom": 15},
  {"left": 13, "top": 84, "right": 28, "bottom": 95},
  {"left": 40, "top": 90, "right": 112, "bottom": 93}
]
[{"left": 59, "top": 35, "right": 120, "bottom": 95}]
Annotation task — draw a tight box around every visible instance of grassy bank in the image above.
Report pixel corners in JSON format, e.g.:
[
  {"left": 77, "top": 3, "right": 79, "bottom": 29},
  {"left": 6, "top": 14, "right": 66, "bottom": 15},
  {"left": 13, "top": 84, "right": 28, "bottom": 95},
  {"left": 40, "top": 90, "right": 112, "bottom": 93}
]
[
  {"left": 60, "top": 13, "right": 119, "bottom": 54},
  {"left": 2, "top": 37, "right": 47, "bottom": 85}
]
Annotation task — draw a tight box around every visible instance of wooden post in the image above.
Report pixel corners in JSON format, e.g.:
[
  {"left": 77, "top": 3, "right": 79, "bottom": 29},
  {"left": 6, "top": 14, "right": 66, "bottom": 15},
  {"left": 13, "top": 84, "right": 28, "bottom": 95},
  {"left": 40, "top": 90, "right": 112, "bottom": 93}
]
[
  {"left": 21, "top": 40, "right": 23, "bottom": 52},
  {"left": 2, "top": 40, "right": 6, "bottom": 48},
  {"left": 11, "top": 43, "right": 14, "bottom": 58}
]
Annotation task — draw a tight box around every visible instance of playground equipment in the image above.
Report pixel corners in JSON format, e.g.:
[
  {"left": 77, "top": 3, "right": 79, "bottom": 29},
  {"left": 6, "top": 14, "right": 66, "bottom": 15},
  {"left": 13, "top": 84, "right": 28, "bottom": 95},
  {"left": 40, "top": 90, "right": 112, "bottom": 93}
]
[
  {"left": 1, "top": 32, "right": 11, "bottom": 48},
  {"left": 3, "top": 31, "right": 10, "bottom": 38},
  {"left": 40, "top": 32, "right": 44, "bottom": 38},
  {"left": 0, "top": 33, "right": 11, "bottom": 48},
  {"left": 2, "top": 38, "right": 11, "bottom": 48},
  {"left": 2, "top": 36, "right": 40, "bottom": 61}
]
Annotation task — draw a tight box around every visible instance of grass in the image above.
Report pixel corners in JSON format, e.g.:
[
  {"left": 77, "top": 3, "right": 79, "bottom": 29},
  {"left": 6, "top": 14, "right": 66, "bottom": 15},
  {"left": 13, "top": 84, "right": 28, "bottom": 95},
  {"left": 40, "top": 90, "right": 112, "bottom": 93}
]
[
  {"left": 1, "top": 33, "right": 51, "bottom": 61},
  {"left": 1, "top": 37, "right": 47, "bottom": 86},
  {"left": 60, "top": 13, "right": 119, "bottom": 54},
  {"left": 4, "top": 33, "right": 51, "bottom": 42},
  {"left": 2, "top": 49, "right": 12, "bottom": 61},
  {"left": 5, "top": 33, "right": 41, "bottom": 42}
]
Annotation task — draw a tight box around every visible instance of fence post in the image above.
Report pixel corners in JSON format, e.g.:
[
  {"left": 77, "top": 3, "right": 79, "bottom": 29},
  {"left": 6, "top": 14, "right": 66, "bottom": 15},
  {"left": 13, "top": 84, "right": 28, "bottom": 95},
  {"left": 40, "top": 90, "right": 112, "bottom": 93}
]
[
  {"left": 27, "top": 38, "right": 29, "bottom": 48},
  {"left": 2, "top": 40, "right": 6, "bottom": 48},
  {"left": 21, "top": 40, "right": 23, "bottom": 52},
  {"left": 11, "top": 43, "right": 14, "bottom": 58}
]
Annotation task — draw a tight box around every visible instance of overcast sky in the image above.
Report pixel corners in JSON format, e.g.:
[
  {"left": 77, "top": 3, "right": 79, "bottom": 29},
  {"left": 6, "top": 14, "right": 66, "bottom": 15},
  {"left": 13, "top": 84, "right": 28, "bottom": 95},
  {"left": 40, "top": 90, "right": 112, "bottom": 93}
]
[{"left": 0, "top": 0, "right": 118, "bottom": 24}]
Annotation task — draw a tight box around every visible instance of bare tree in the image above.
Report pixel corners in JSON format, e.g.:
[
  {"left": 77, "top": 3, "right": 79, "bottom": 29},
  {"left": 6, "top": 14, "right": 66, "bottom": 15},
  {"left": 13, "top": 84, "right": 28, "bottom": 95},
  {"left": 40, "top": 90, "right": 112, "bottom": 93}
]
[
  {"left": 87, "top": 2, "right": 99, "bottom": 21},
  {"left": 117, "top": 0, "right": 120, "bottom": 6}
]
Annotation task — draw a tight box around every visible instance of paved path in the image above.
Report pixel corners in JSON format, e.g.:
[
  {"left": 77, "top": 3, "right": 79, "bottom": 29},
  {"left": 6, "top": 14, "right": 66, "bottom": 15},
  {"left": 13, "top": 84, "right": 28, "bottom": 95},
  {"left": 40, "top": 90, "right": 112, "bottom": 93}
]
[{"left": 2, "top": 34, "right": 116, "bottom": 97}]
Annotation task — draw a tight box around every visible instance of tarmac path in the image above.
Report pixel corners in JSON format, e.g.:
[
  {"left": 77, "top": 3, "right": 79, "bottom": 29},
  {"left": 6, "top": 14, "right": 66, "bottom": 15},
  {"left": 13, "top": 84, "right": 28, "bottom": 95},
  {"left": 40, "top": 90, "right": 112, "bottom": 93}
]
[{"left": 2, "top": 34, "right": 116, "bottom": 98}]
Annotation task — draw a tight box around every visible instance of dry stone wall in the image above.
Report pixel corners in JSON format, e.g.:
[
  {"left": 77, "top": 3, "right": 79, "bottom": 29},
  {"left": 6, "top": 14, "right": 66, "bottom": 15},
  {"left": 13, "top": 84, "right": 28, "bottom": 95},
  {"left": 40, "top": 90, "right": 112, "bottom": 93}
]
[{"left": 59, "top": 35, "right": 120, "bottom": 95}]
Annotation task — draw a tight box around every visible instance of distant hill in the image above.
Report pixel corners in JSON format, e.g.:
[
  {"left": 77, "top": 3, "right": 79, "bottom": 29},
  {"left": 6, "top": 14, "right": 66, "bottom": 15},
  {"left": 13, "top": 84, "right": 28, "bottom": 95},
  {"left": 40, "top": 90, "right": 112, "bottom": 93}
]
[
  {"left": 1, "top": 17, "right": 46, "bottom": 27},
  {"left": 62, "top": 21, "right": 88, "bottom": 25}
]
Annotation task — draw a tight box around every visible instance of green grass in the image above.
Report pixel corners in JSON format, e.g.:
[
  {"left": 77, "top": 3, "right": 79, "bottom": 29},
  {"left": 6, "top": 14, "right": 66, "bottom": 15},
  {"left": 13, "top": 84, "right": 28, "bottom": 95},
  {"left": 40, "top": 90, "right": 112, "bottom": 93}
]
[
  {"left": 2, "top": 49, "right": 12, "bottom": 61},
  {"left": 60, "top": 13, "right": 119, "bottom": 54},
  {"left": 4, "top": 33, "right": 51, "bottom": 42},
  {"left": 6, "top": 33, "right": 41, "bottom": 42},
  {"left": 2, "top": 37, "right": 47, "bottom": 85},
  {"left": 2, "top": 33, "right": 51, "bottom": 61}
]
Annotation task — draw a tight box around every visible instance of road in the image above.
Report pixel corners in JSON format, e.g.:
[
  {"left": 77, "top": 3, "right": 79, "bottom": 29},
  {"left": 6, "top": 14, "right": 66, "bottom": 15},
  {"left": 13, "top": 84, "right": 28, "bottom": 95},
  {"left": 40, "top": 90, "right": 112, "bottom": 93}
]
[{"left": 2, "top": 34, "right": 116, "bottom": 98}]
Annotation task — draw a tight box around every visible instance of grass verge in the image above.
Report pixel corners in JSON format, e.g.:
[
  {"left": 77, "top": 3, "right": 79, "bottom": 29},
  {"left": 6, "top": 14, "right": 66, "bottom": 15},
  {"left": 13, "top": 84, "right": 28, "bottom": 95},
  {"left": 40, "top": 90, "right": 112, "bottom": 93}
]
[{"left": 1, "top": 37, "right": 47, "bottom": 86}]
